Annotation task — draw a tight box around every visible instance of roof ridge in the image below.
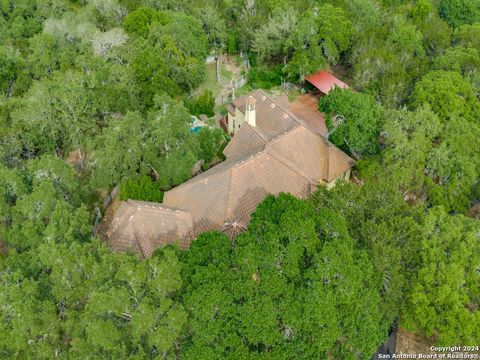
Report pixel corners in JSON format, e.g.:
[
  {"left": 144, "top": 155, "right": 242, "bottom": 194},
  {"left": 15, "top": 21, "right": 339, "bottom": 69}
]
[
  {"left": 265, "top": 124, "right": 303, "bottom": 146},
  {"left": 223, "top": 161, "right": 236, "bottom": 224},
  {"left": 223, "top": 122, "right": 267, "bottom": 158},
  {"left": 129, "top": 200, "right": 190, "bottom": 214},
  {"left": 247, "top": 122, "right": 269, "bottom": 141},
  {"left": 229, "top": 150, "right": 266, "bottom": 171},
  {"left": 257, "top": 90, "right": 305, "bottom": 126},
  {"left": 163, "top": 161, "right": 232, "bottom": 194},
  {"left": 223, "top": 150, "right": 284, "bottom": 222}
]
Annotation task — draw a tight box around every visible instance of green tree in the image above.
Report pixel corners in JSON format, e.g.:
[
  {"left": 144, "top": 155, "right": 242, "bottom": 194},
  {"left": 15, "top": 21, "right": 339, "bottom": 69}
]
[
  {"left": 90, "top": 97, "right": 202, "bottom": 191},
  {"left": 284, "top": 46, "right": 325, "bottom": 82},
  {"left": 432, "top": 46, "right": 480, "bottom": 93},
  {"left": 226, "top": 32, "right": 237, "bottom": 54},
  {"left": 311, "top": 181, "right": 423, "bottom": 327},
  {"left": 123, "top": 6, "right": 165, "bottom": 37},
  {"left": 119, "top": 175, "right": 163, "bottom": 202},
  {"left": 0, "top": 240, "right": 186, "bottom": 358},
  {"left": 11, "top": 71, "right": 99, "bottom": 157},
  {"left": 349, "top": 17, "right": 428, "bottom": 107},
  {"left": 26, "top": 33, "right": 62, "bottom": 79},
  {"left": 433, "top": 46, "right": 480, "bottom": 74},
  {"left": 186, "top": 90, "right": 215, "bottom": 117},
  {"left": 0, "top": 45, "right": 30, "bottom": 97},
  {"left": 381, "top": 108, "right": 442, "bottom": 197},
  {"left": 402, "top": 207, "right": 480, "bottom": 345},
  {"left": 368, "top": 104, "right": 480, "bottom": 213},
  {"left": 252, "top": 7, "right": 298, "bottom": 64},
  {"left": 319, "top": 87, "right": 383, "bottom": 158},
  {"left": 196, "top": 127, "right": 225, "bottom": 169},
  {"left": 409, "top": 70, "right": 480, "bottom": 122},
  {"left": 126, "top": 10, "right": 208, "bottom": 106},
  {"left": 89, "top": 111, "right": 144, "bottom": 189},
  {"left": 454, "top": 22, "right": 480, "bottom": 50},
  {"left": 181, "top": 193, "right": 389, "bottom": 359},
  {"left": 292, "top": 4, "right": 354, "bottom": 64},
  {"left": 438, "top": 0, "right": 480, "bottom": 28},
  {"left": 197, "top": 5, "right": 227, "bottom": 51},
  {"left": 2, "top": 155, "right": 90, "bottom": 251}
]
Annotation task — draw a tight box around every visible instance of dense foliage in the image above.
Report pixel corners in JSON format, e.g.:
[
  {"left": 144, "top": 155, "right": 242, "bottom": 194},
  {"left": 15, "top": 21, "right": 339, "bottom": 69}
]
[
  {"left": 120, "top": 175, "right": 164, "bottom": 202},
  {"left": 319, "top": 88, "right": 382, "bottom": 158},
  {"left": 1, "top": 0, "right": 480, "bottom": 358},
  {"left": 181, "top": 194, "right": 388, "bottom": 359}
]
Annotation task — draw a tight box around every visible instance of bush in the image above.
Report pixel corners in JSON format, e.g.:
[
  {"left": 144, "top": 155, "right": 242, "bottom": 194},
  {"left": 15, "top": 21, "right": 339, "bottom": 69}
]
[
  {"left": 248, "top": 65, "right": 283, "bottom": 89},
  {"left": 226, "top": 32, "right": 237, "bottom": 55},
  {"left": 185, "top": 90, "right": 215, "bottom": 117},
  {"left": 195, "top": 127, "right": 225, "bottom": 170},
  {"left": 119, "top": 176, "right": 163, "bottom": 202}
]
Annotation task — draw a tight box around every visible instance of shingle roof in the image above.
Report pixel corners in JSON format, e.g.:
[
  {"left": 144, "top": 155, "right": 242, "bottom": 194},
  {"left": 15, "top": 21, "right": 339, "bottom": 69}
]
[{"left": 107, "top": 200, "right": 193, "bottom": 257}]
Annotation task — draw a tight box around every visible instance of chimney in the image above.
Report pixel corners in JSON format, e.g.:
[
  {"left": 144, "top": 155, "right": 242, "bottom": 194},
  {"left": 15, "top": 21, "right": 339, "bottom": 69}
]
[{"left": 245, "top": 96, "right": 256, "bottom": 127}]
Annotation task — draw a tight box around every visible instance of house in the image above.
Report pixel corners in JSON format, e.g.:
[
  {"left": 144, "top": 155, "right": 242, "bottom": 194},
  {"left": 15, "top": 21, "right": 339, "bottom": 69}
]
[
  {"left": 107, "top": 200, "right": 193, "bottom": 257},
  {"left": 226, "top": 71, "right": 347, "bottom": 135},
  {"left": 107, "top": 90, "right": 355, "bottom": 257}
]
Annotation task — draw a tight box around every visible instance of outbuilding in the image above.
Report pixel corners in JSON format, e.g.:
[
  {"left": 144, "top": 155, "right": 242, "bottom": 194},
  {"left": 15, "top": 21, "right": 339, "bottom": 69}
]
[{"left": 305, "top": 70, "right": 349, "bottom": 96}]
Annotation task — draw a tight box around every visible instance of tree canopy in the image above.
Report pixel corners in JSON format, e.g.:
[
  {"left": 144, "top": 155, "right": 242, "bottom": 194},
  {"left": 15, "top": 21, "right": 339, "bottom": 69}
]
[
  {"left": 319, "top": 88, "right": 383, "bottom": 158},
  {"left": 1, "top": 0, "right": 480, "bottom": 357}
]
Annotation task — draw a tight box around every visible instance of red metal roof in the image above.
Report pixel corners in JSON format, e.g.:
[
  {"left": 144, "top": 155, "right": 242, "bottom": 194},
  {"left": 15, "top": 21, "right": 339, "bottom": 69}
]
[{"left": 305, "top": 70, "right": 349, "bottom": 95}]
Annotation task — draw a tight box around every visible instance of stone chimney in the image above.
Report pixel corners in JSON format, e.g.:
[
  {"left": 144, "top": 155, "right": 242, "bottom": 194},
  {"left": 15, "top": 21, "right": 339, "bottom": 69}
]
[{"left": 245, "top": 96, "right": 256, "bottom": 127}]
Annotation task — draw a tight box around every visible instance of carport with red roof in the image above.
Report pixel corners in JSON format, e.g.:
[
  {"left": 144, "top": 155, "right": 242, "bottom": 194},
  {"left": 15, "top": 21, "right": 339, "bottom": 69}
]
[{"left": 305, "top": 70, "right": 349, "bottom": 96}]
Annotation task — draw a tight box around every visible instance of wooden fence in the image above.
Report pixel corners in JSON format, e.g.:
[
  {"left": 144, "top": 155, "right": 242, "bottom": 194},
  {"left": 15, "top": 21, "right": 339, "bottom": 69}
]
[
  {"left": 92, "top": 185, "right": 120, "bottom": 236},
  {"left": 102, "top": 185, "right": 120, "bottom": 210}
]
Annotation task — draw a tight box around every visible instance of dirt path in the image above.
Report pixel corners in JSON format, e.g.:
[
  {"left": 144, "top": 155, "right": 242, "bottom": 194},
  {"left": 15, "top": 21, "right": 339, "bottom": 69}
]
[{"left": 215, "top": 55, "right": 245, "bottom": 106}]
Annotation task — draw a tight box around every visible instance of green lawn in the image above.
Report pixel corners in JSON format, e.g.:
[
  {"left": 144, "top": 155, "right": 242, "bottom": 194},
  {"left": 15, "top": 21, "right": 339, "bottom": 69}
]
[{"left": 196, "top": 63, "right": 221, "bottom": 97}]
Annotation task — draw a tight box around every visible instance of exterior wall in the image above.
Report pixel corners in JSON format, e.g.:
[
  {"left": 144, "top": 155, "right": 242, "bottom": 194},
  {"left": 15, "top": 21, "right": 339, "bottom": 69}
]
[
  {"left": 325, "top": 168, "right": 352, "bottom": 189},
  {"left": 227, "top": 109, "right": 245, "bottom": 134},
  {"left": 235, "top": 111, "right": 245, "bottom": 132},
  {"left": 227, "top": 112, "right": 235, "bottom": 133}
]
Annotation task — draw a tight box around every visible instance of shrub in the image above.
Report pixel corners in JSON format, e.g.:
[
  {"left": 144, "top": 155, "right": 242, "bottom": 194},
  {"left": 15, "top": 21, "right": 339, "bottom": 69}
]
[
  {"left": 248, "top": 65, "right": 283, "bottom": 89},
  {"left": 185, "top": 90, "right": 215, "bottom": 117},
  {"left": 119, "top": 176, "right": 163, "bottom": 202}
]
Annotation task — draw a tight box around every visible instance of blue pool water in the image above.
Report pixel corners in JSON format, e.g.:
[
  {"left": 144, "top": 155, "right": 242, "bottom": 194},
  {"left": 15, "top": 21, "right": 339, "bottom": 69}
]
[{"left": 190, "top": 126, "right": 203, "bottom": 133}]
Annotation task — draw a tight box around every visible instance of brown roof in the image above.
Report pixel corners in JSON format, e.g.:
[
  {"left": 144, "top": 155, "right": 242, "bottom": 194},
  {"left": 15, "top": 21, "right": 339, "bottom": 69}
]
[
  {"left": 265, "top": 126, "right": 330, "bottom": 182},
  {"left": 163, "top": 150, "right": 313, "bottom": 235},
  {"left": 274, "top": 94, "right": 290, "bottom": 109},
  {"left": 223, "top": 122, "right": 267, "bottom": 159},
  {"left": 108, "top": 90, "right": 354, "bottom": 256},
  {"left": 107, "top": 200, "right": 193, "bottom": 257},
  {"left": 231, "top": 90, "right": 299, "bottom": 140},
  {"left": 288, "top": 93, "right": 328, "bottom": 136},
  {"left": 328, "top": 146, "right": 354, "bottom": 181}
]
